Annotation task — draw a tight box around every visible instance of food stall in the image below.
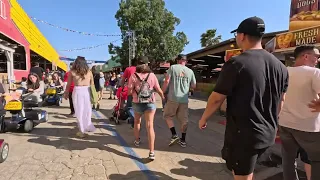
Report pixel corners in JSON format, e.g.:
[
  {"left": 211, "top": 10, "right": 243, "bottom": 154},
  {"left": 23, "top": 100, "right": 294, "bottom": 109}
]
[{"left": 268, "top": 0, "right": 320, "bottom": 66}]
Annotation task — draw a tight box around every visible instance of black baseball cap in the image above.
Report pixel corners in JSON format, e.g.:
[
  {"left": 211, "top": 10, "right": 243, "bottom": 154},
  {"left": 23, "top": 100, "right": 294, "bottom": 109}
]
[{"left": 231, "top": 17, "right": 265, "bottom": 37}]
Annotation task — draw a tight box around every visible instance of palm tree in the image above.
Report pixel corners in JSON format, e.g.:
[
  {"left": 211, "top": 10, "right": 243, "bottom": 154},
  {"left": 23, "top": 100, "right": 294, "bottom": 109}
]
[{"left": 200, "top": 29, "right": 222, "bottom": 47}]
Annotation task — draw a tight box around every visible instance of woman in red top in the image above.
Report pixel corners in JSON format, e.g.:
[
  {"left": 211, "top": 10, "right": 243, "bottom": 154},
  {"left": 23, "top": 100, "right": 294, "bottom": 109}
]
[{"left": 64, "top": 62, "right": 75, "bottom": 115}]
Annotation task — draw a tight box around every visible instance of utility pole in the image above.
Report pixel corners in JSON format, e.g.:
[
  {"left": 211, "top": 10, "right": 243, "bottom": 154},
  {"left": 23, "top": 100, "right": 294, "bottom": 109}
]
[{"left": 128, "top": 31, "right": 136, "bottom": 66}]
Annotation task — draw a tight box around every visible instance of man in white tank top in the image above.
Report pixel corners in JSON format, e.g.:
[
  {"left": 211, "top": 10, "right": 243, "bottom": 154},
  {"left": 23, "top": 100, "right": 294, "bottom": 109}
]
[{"left": 279, "top": 45, "right": 320, "bottom": 180}]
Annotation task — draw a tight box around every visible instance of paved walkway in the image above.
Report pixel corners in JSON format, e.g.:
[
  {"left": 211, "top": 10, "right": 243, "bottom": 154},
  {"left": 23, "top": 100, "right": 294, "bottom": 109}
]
[{"left": 0, "top": 93, "right": 289, "bottom": 180}]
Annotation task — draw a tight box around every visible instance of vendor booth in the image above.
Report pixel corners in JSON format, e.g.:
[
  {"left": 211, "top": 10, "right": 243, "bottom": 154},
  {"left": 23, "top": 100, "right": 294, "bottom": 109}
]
[
  {"left": 0, "top": 0, "right": 30, "bottom": 88},
  {"left": 268, "top": 0, "right": 320, "bottom": 67}
]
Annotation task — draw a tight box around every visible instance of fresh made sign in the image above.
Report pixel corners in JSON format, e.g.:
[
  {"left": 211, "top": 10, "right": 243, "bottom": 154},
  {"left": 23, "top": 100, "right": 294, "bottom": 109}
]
[{"left": 275, "top": 26, "right": 320, "bottom": 50}]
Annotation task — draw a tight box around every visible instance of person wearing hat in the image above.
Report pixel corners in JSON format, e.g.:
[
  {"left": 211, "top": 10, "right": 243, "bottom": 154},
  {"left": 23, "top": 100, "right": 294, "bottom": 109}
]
[
  {"left": 198, "top": 17, "right": 288, "bottom": 179},
  {"left": 162, "top": 54, "right": 196, "bottom": 148},
  {"left": 127, "top": 56, "right": 165, "bottom": 160}
]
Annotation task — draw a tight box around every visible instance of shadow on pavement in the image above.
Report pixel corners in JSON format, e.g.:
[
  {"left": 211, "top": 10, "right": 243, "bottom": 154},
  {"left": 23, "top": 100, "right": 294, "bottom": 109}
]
[
  {"left": 170, "top": 158, "right": 232, "bottom": 179},
  {"left": 48, "top": 121, "right": 77, "bottom": 126},
  {"left": 25, "top": 126, "right": 153, "bottom": 165},
  {"left": 99, "top": 107, "right": 226, "bottom": 157},
  {"left": 264, "top": 170, "right": 307, "bottom": 180},
  {"left": 45, "top": 105, "right": 71, "bottom": 110},
  {"left": 108, "top": 170, "right": 176, "bottom": 180}
]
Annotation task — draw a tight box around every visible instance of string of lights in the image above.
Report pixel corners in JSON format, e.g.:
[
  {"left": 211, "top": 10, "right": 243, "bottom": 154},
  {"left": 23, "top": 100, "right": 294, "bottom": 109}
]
[
  {"left": 59, "top": 39, "right": 122, "bottom": 52},
  {"left": 30, "top": 16, "right": 121, "bottom": 37}
]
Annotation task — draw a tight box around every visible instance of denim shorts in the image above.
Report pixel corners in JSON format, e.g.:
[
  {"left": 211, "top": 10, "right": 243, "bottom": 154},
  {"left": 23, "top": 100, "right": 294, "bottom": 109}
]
[{"left": 132, "top": 103, "right": 156, "bottom": 114}]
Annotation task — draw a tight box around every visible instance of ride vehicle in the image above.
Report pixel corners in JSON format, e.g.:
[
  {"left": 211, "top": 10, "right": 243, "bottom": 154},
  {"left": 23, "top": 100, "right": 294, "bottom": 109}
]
[
  {"left": 43, "top": 86, "right": 63, "bottom": 106},
  {"left": 0, "top": 103, "right": 9, "bottom": 163},
  {"left": 2, "top": 90, "right": 48, "bottom": 132},
  {"left": 0, "top": 138, "right": 8, "bottom": 163}
]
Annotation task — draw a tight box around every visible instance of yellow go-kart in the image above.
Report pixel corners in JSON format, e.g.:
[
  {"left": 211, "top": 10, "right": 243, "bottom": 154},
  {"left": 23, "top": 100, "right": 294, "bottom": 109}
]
[
  {"left": 2, "top": 92, "right": 48, "bottom": 133},
  {"left": 43, "top": 86, "right": 63, "bottom": 106}
]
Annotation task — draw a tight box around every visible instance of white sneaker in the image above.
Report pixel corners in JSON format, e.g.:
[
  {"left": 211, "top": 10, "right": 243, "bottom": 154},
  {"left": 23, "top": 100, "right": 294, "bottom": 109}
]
[{"left": 149, "top": 152, "right": 155, "bottom": 160}]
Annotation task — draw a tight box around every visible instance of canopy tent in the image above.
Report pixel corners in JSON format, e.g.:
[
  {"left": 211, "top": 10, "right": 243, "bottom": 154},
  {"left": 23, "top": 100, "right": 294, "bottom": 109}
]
[
  {"left": 103, "top": 56, "right": 121, "bottom": 72},
  {"left": 95, "top": 64, "right": 109, "bottom": 72}
]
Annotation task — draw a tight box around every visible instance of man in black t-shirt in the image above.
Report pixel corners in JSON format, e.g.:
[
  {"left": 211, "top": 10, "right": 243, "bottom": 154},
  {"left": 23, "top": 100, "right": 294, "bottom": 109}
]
[
  {"left": 30, "top": 62, "right": 44, "bottom": 80},
  {"left": 198, "top": 17, "right": 288, "bottom": 179}
]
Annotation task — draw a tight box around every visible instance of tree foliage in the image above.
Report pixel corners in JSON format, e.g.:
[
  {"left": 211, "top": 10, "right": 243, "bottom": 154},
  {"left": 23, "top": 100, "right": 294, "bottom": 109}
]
[
  {"left": 200, "top": 29, "right": 222, "bottom": 47},
  {"left": 108, "top": 0, "right": 188, "bottom": 66}
]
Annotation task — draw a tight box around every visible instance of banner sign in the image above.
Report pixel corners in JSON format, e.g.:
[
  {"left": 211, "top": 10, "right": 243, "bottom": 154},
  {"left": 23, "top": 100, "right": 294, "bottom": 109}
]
[
  {"left": 159, "top": 62, "right": 170, "bottom": 68},
  {"left": 290, "top": 0, "right": 320, "bottom": 31},
  {"left": 225, "top": 49, "right": 242, "bottom": 61},
  {"left": 275, "top": 25, "right": 320, "bottom": 51},
  {"left": 265, "top": 37, "right": 276, "bottom": 53}
]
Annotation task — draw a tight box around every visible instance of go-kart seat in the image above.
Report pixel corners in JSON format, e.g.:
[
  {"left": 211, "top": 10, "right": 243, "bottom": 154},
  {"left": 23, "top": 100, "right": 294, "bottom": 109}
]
[
  {"left": 22, "top": 94, "right": 43, "bottom": 108},
  {"left": 23, "top": 101, "right": 40, "bottom": 108}
]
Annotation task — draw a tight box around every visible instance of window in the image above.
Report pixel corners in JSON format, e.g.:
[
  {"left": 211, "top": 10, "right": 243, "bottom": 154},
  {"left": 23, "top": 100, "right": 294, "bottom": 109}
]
[
  {"left": 0, "top": 53, "right": 7, "bottom": 73},
  {"left": 0, "top": 0, "right": 6, "bottom": 19},
  {"left": 13, "top": 53, "right": 27, "bottom": 70},
  {"left": 13, "top": 47, "right": 27, "bottom": 70}
]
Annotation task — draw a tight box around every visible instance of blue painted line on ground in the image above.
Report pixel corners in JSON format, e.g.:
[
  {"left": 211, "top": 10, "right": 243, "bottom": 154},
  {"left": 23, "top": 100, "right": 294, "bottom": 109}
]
[{"left": 92, "top": 110, "right": 158, "bottom": 180}]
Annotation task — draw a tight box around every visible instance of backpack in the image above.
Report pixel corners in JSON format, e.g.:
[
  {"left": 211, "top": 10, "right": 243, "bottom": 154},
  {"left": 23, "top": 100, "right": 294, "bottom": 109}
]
[{"left": 134, "top": 73, "right": 153, "bottom": 103}]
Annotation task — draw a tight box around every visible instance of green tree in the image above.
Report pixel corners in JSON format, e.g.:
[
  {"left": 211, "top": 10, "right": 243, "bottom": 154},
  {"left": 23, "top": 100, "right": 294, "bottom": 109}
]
[
  {"left": 200, "top": 29, "right": 222, "bottom": 47},
  {"left": 108, "top": 0, "right": 188, "bottom": 66}
]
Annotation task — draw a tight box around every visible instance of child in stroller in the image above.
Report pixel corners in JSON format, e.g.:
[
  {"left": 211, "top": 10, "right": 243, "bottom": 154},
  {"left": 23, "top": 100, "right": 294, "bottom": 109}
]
[{"left": 110, "top": 86, "right": 129, "bottom": 124}]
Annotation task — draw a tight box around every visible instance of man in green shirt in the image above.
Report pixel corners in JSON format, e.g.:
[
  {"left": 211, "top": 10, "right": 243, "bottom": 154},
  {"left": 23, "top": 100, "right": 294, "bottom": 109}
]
[{"left": 162, "top": 54, "right": 196, "bottom": 147}]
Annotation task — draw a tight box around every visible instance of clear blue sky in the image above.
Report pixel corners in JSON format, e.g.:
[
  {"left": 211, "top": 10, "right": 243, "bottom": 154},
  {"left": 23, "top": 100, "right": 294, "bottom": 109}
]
[{"left": 18, "top": 0, "right": 291, "bottom": 62}]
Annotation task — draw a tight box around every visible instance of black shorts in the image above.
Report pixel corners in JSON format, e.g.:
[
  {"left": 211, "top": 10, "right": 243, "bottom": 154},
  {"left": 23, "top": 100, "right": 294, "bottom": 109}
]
[
  {"left": 297, "top": 147, "right": 310, "bottom": 164},
  {"left": 222, "top": 145, "right": 267, "bottom": 175}
]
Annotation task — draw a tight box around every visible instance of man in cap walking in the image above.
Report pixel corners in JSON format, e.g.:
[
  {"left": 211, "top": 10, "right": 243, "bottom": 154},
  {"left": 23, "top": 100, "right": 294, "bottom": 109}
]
[
  {"left": 198, "top": 17, "right": 288, "bottom": 180},
  {"left": 162, "top": 54, "right": 196, "bottom": 148}
]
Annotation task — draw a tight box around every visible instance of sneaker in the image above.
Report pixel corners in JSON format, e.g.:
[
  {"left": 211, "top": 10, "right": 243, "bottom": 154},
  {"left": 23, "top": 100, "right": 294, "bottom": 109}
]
[
  {"left": 169, "top": 135, "right": 180, "bottom": 146},
  {"left": 130, "top": 124, "right": 134, "bottom": 129},
  {"left": 149, "top": 152, "right": 155, "bottom": 160},
  {"left": 134, "top": 138, "right": 140, "bottom": 147},
  {"left": 76, "top": 132, "right": 85, "bottom": 138},
  {"left": 178, "top": 139, "right": 187, "bottom": 148}
]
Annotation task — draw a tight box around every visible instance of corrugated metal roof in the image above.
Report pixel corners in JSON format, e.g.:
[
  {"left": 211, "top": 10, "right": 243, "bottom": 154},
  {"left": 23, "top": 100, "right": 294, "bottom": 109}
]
[{"left": 187, "top": 30, "right": 288, "bottom": 58}]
